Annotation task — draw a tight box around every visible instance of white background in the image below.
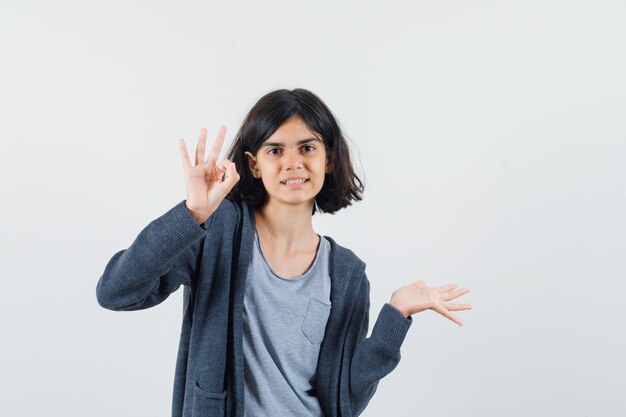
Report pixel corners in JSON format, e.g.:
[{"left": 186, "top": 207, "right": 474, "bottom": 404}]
[{"left": 1, "top": 0, "right": 625, "bottom": 416}]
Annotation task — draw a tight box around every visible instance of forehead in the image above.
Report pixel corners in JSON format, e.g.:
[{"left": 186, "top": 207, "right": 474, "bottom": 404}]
[{"left": 261, "top": 116, "right": 323, "bottom": 146}]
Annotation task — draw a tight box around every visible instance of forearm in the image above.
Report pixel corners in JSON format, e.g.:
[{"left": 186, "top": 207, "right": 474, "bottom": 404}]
[
  {"left": 96, "top": 200, "right": 208, "bottom": 310},
  {"left": 349, "top": 303, "right": 412, "bottom": 414}
]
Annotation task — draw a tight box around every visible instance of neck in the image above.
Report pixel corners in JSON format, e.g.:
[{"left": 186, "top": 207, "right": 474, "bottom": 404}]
[{"left": 255, "top": 198, "right": 316, "bottom": 253}]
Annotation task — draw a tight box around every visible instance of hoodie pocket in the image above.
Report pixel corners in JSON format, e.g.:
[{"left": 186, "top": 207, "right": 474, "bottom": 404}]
[
  {"left": 301, "top": 297, "right": 332, "bottom": 344},
  {"left": 192, "top": 380, "right": 227, "bottom": 417}
]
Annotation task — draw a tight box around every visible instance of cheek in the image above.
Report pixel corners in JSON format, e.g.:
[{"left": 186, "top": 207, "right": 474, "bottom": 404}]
[
  {"left": 313, "top": 174, "right": 326, "bottom": 188},
  {"left": 258, "top": 162, "right": 279, "bottom": 177}
]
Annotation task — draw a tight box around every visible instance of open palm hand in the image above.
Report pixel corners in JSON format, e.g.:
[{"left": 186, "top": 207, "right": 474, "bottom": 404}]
[{"left": 389, "top": 281, "right": 472, "bottom": 326}]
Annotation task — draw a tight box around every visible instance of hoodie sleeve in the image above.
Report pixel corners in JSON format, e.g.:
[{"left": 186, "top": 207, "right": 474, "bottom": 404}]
[
  {"left": 345, "top": 273, "right": 413, "bottom": 416},
  {"left": 95, "top": 200, "right": 212, "bottom": 311}
]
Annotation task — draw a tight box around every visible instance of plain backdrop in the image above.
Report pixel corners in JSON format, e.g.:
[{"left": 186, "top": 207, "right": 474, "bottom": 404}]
[{"left": 1, "top": 0, "right": 625, "bottom": 416}]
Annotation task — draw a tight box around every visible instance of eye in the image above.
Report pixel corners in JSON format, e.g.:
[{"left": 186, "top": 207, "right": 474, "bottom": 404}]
[
  {"left": 267, "top": 148, "right": 281, "bottom": 155},
  {"left": 302, "top": 145, "right": 315, "bottom": 152}
]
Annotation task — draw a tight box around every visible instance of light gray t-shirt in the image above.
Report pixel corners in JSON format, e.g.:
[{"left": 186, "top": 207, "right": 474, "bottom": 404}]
[{"left": 243, "top": 230, "right": 332, "bottom": 417}]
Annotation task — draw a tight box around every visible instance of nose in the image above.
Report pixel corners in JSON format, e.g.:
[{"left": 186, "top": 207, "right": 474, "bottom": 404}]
[{"left": 284, "top": 149, "right": 303, "bottom": 170}]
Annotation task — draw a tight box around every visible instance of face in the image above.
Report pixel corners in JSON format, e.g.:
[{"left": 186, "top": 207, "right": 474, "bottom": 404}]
[{"left": 245, "top": 116, "right": 332, "bottom": 209}]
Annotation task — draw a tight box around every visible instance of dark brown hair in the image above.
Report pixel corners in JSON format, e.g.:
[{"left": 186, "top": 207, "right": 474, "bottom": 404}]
[{"left": 224, "top": 88, "right": 364, "bottom": 215}]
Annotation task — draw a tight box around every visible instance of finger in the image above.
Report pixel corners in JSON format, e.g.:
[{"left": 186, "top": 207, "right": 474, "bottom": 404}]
[
  {"left": 195, "top": 128, "right": 208, "bottom": 166},
  {"left": 213, "top": 159, "right": 232, "bottom": 182},
  {"left": 446, "top": 287, "right": 470, "bottom": 301},
  {"left": 410, "top": 280, "right": 426, "bottom": 289},
  {"left": 432, "top": 304, "right": 464, "bottom": 326},
  {"left": 178, "top": 138, "right": 192, "bottom": 169},
  {"left": 206, "top": 125, "right": 227, "bottom": 167},
  {"left": 438, "top": 283, "right": 457, "bottom": 292},
  {"left": 222, "top": 162, "right": 240, "bottom": 189},
  {"left": 443, "top": 302, "right": 473, "bottom": 311}
]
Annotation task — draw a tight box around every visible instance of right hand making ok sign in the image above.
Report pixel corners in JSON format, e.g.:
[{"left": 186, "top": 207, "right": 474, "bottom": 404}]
[{"left": 178, "top": 125, "right": 240, "bottom": 225}]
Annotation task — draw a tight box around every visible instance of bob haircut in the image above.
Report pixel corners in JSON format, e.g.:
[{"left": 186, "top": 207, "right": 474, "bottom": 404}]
[{"left": 224, "top": 88, "right": 364, "bottom": 215}]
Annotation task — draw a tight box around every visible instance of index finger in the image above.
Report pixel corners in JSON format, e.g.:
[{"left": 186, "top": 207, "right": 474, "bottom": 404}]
[
  {"left": 205, "top": 125, "right": 227, "bottom": 166},
  {"left": 438, "top": 283, "right": 458, "bottom": 292}
]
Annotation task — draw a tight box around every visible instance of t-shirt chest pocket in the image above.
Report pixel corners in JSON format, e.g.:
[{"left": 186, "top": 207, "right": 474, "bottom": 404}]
[{"left": 301, "top": 297, "right": 332, "bottom": 344}]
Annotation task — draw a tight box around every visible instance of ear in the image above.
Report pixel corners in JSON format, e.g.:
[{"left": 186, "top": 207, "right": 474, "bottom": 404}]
[
  {"left": 325, "top": 153, "right": 333, "bottom": 174},
  {"left": 245, "top": 151, "right": 261, "bottom": 179}
]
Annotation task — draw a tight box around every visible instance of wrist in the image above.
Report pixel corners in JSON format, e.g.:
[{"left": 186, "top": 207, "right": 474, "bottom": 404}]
[
  {"left": 184, "top": 201, "right": 212, "bottom": 225},
  {"left": 388, "top": 300, "right": 410, "bottom": 318}
]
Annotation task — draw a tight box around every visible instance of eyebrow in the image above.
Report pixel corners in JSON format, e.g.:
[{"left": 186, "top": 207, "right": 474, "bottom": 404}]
[{"left": 261, "top": 137, "right": 323, "bottom": 147}]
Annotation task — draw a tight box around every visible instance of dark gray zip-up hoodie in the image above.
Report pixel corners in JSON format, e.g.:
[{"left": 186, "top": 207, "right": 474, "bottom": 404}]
[{"left": 96, "top": 198, "right": 412, "bottom": 417}]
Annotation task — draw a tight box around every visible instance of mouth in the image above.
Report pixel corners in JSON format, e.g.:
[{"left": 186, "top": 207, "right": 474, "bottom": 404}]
[{"left": 280, "top": 178, "right": 309, "bottom": 185}]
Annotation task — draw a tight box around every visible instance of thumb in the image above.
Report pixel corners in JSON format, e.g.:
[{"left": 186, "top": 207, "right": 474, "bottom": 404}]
[{"left": 411, "top": 280, "right": 426, "bottom": 289}]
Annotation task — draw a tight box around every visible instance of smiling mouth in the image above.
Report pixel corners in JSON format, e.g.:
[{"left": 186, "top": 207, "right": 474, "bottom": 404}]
[{"left": 281, "top": 179, "right": 309, "bottom": 185}]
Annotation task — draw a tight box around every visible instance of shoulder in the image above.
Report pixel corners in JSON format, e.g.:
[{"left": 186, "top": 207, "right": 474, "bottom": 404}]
[
  {"left": 203, "top": 197, "right": 246, "bottom": 229},
  {"left": 323, "top": 237, "right": 372, "bottom": 309},
  {"left": 323, "top": 235, "right": 367, "bottom": 274}
]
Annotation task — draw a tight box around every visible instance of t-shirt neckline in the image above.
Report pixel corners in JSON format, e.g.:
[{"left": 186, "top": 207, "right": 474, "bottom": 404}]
[{"left": 254, "top": 230, "right": 323, "bottom": 281}]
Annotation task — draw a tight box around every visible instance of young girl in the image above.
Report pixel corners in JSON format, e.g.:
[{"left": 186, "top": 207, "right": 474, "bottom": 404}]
[{"left": 96, "top": 88, "right": 472, "bottom": 417}]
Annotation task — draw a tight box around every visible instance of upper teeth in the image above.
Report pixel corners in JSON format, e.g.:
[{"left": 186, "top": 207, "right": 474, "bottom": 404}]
[{"left": 284, "top": 179, "right": 307, "bottom": 184}]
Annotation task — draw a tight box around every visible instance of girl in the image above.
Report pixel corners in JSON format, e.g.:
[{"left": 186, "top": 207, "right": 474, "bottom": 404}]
[{"left": 96, "top": 88, "right": 472, "bottom": 417}]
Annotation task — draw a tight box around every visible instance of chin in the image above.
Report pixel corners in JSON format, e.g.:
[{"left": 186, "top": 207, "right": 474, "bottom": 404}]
[{"left": 269, "top": 193, "right": 317, "bottom": 207}]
